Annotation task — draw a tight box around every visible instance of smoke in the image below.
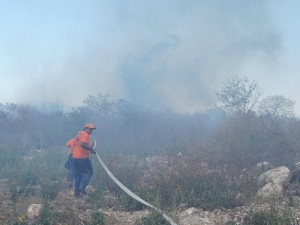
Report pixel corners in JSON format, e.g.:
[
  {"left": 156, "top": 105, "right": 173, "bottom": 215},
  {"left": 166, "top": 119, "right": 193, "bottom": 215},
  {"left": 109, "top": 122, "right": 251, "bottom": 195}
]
[
  {"left": 0, "top": 0, "right": 282, "bottom": 113},
  {"left": 116, "top": 0, "right": 281, "bottom": 112}
]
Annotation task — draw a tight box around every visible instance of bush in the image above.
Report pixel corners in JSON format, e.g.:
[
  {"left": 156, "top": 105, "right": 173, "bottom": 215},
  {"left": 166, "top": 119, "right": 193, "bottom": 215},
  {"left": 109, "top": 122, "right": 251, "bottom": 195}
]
[
  {"left": 119, "top": 191, "right": 147, "bottom": 211},
  {"left": 88, "top": 211, "right": 105, "bottom": 225},
  {"left": 9, "top": 185, "right": 35, "bottom": 201},
  {"left": 182, "top": 175, "right": 238, "bottom": 209},
  {"left": 3, "top": 217, "right": 28, "bottom": 225},
  {"left": 135, "top": 211, "right": 171, "bottom": 225},
  {"left": 150, "top": 173, "right": 238, "bottom": 210},
  {"left": 32, "top": 202, "right": 55, "bottom": 225},
  {"left": 88, "top": 188, "right": 105, "bottom": 209},
  {"left": 41, "top": 181, "right": 60, "bottom": 200},
  {"left": 243, "top": 206, "right": 294, "bottom": 225}
]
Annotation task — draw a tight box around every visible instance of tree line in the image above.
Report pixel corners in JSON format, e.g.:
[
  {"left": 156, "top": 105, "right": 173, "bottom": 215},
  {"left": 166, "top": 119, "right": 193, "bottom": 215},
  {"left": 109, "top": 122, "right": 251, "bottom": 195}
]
[{"left": 0, "top": 75, "right": 299, "bottom": 167}]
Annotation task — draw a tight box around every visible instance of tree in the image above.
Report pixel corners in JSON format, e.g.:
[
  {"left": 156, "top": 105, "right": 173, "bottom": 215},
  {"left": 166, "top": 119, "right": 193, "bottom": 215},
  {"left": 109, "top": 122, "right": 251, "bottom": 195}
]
[
  {"left": 83, "top": 93, "right": 114, "bottom": 115},
  {"left": 217, "top": 75, "right": 262, "bottom": 114},
  {"left": 258, "top": 95, "right": 295, "bottom": 118}
]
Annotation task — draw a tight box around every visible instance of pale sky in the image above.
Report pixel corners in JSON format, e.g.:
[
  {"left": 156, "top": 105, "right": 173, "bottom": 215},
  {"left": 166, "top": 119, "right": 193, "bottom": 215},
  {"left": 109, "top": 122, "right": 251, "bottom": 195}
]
[{"left": 0, "top": 0, "right": 300, "bottom": 114}]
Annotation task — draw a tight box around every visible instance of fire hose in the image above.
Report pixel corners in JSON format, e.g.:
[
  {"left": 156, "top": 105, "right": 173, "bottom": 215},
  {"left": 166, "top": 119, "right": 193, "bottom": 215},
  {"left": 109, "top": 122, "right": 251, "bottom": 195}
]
[{"left": 93, "top": 141, "right": 178, "bottom": 225}]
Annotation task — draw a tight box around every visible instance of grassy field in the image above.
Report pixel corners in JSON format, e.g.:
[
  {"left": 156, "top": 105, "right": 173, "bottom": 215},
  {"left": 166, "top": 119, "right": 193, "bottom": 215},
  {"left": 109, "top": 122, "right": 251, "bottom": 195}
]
[{"left": 0, "top": 145, "right": 266, "bottom": 225}]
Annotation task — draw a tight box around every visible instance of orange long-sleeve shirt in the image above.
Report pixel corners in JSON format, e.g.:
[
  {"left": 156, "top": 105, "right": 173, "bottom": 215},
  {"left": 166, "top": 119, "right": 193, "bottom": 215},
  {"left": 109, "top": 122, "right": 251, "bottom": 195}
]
[
  {"left": 73, "top": 130, "right": 91, "bottom": 159},
  {"left": 65, "top": 138, "right": 76, "bottom": 154}
]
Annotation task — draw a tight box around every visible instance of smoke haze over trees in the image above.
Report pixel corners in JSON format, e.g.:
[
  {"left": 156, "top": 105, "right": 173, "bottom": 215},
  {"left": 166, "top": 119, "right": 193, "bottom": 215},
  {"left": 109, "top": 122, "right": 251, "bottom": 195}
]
[
  {"left": 0, "top": 94, "right": 219, "bottom": 155},
  {"left": 0, "top": 76, "right": 299, "bottom": 167},
  {"left": 2, "top": 75, "right": 300, "bottom": 224}
]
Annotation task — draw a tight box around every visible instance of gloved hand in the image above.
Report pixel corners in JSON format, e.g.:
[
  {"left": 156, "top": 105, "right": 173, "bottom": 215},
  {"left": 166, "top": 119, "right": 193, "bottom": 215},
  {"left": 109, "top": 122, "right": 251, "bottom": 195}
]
[
  {"left": 91, "top": 140, "right": 95, "bottom": 149},
  {"left": 90, "top": 140, "right": 96, "bottom": 154},
  {"left": 92, "top": 140, "right": 96, "bottom": 150}
]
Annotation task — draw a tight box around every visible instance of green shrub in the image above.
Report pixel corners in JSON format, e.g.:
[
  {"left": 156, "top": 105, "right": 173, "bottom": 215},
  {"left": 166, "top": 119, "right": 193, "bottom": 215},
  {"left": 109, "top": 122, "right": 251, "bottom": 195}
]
[
  {"left": 53, "top": 207, "right": 80, "bottom": 225},
  {"left": 119, "top": 188, "right": 154, "bottom": 211},
  {"left": 88, "top": 211, "right": 105, "bottom": 225},
  {"left": 177, "top": 175, "right": 238, "bottom": 209},
  {"left": 2, "top": 217, "right": 28, "bottom": 225},
  {"left": 9, "top": 185, "right": 35, "bottom": 201},
  {"left": 151, "top": 174, "right": 238, "bottom": 210},
  {"left": 152, "top": 175, "right": 173, "bottom": 208},
  {"left": 243, "top": 206, "right": 294, "bottom": 225},
  {"left": 225, "top": 221, "right": 235, "bottom": 225},
  {"left": 32, "top": 202, "right": 55, "bottom": 225},
  {"left": 135, "top": 211, "right": 170, "bottom": 225},
  {"left": 41, "top": 181, "right": 60, "bottom": 200},
  {"left": 88, "top": 188, "right": 105, "bottom": 209},
  {"left": 119, "top": 192, "right": 146, "bottom": 211}
]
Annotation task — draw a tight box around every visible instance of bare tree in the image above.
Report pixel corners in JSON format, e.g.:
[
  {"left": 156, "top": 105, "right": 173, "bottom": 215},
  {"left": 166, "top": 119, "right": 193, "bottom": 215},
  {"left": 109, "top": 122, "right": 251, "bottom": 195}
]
[
  {"left": 217, "top": 75, "right": 262, "bottom": 114},
  {"left": 83, "top": 93, "right": 114, "bottom": 115},
  {"left": 258, "top": 95, "right": 295, "bottom": 118}
]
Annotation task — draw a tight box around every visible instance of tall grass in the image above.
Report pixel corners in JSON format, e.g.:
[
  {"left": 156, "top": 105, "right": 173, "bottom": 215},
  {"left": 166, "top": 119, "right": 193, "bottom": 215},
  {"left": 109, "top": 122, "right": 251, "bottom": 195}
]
[
  {"left": 0, "top": 145, "right": 287, "bottom": 225},
  {"left": 243, "top": 206, "right": 294, "bottom": 225}
]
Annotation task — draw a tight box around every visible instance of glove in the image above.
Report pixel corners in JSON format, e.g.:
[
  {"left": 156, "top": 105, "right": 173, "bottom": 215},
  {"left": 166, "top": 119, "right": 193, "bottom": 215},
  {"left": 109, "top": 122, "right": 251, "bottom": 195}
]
[
  {"left": 92, "top": 140, "right": 96, "bottom": 150},
  {"left": 91, "top": 140, "right": 96, "bottom": 154}
]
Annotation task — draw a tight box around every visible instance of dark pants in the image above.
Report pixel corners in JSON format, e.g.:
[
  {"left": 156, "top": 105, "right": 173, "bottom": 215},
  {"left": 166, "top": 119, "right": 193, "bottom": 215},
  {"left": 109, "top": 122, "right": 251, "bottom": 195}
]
[
  {"left": 73, "top": 158, "right": 93, "bottom": 196},
  {"left": 67, "top": 154, "right": 74, "bottom": 185}
]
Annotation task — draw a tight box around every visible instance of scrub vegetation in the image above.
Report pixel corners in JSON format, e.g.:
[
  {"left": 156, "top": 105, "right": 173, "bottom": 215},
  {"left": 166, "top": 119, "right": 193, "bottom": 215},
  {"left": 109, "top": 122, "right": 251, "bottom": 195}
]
[{"left": 0, "top": 76, "right": 299, "bottom": 224}]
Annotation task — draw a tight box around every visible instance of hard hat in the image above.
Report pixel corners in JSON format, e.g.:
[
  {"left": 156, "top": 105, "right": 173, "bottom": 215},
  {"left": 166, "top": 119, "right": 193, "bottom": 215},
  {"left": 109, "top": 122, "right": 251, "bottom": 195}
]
[{"left": 84, "top": 123, "right": 96, "bottom": 129}]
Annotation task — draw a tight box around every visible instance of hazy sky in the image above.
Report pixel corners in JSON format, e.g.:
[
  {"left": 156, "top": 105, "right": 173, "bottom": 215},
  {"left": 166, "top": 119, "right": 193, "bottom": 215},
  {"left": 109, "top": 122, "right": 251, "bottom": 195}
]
[{"left": 1, "top": 0, "right": 300, "bottom": 114}]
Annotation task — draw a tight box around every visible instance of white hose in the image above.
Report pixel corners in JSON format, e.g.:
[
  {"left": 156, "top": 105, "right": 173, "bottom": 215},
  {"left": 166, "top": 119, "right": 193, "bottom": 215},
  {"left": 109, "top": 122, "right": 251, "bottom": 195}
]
[{"left": 93, "top": 141, "right": 178, "bottom": 225}]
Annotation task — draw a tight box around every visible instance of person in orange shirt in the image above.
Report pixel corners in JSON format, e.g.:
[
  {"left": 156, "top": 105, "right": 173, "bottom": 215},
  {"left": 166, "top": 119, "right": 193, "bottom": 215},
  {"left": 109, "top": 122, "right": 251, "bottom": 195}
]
[
  {"left": 73, "top": 123, "right": 96, "bottom": 197},
  {"left": 65, "top": 138, "right": 76, "bottom": 188}
]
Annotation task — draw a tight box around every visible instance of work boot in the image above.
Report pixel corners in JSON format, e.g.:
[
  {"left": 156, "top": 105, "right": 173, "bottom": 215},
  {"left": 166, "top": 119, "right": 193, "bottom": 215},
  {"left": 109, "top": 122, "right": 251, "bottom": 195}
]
[
  {"left": 74, "top": 192, "right": 81, "bottom": 198},
  {"left": 79, "top": 187, "right": 87, "bottom": 195},
  {"left": 74, "top": 188, "right": 81, "bottom": 198}
]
